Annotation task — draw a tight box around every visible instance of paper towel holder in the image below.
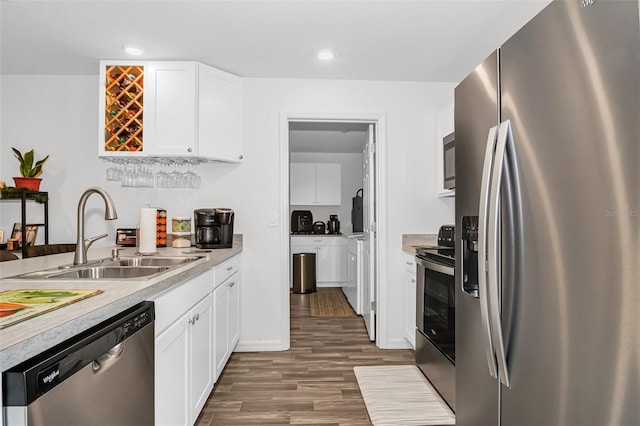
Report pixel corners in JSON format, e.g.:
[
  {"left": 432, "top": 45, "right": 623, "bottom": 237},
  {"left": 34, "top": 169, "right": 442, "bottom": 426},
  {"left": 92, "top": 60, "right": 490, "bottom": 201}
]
[{"left": 137, "top": 206, "right": 160, "bottom": 256}]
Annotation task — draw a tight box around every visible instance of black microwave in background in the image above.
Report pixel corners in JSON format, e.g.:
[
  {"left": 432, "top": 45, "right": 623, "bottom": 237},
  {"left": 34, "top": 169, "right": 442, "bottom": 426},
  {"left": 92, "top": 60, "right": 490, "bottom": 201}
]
[{"left": 443, "top": 132, "right": 455, "bottom": 190}]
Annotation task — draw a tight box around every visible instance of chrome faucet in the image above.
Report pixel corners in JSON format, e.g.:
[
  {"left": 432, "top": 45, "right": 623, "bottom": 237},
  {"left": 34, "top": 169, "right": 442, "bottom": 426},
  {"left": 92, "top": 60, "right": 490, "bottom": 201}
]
[{"left": 73, "top": 187, "right": 118, "bottom": 265}]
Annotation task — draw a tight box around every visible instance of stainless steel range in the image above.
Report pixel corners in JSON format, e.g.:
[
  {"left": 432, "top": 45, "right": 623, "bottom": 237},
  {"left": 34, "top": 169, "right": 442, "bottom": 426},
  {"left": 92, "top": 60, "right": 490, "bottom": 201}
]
[{"left": 415, "top": 225, "right": 455, "bottom": 410}]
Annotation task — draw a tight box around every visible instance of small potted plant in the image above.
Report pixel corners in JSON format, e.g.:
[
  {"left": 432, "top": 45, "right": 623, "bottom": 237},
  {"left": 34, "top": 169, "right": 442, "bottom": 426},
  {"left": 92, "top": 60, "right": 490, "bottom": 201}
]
[{"left": 11, "top": 147, "right": 50, "bottom": 191}]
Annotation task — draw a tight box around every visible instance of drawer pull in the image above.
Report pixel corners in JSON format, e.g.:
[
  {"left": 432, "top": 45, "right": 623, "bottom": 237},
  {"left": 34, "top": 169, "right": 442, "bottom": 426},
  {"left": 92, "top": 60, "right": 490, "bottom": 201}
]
[{"left": 227, "top": 266, "right": 233, "bottom": 271}]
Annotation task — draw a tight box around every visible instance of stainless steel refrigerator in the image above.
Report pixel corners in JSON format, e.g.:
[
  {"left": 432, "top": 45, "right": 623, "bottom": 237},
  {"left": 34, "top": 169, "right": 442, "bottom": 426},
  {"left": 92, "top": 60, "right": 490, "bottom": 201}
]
[{"left": 455, "top": 1, "right": 639, "bottom": 425}]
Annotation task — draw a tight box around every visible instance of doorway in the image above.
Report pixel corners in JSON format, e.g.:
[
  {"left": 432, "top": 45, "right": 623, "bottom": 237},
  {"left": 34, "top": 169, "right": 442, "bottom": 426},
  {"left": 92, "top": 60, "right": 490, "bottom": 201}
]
[{"left": 279, "top": 112, "right": 386, "bottom": 349}]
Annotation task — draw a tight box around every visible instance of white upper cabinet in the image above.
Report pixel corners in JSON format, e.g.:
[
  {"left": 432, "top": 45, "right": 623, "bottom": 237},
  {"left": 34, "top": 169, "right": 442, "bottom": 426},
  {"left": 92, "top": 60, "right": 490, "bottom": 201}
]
[
  {"left": 98, "top": 60, "right": 243, "bottom": 162},
  {"left": 197, "top": 64, "right": 243, "bottom": 162},
  {"left": 290, "top": 163, "right": 341, "bottom": 206},
  {"left": 144, "top": 61, "right": 198, "bottom": 157}
]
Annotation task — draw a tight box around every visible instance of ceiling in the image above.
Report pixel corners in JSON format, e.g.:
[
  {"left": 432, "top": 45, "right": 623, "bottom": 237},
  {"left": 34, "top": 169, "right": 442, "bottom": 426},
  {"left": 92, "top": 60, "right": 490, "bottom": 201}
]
[
  {"left": 289, "top": 122, "right": 369, "bottom": 154},
  {"left": 1, "top": 0, "right": 550, "bottom": 82}
]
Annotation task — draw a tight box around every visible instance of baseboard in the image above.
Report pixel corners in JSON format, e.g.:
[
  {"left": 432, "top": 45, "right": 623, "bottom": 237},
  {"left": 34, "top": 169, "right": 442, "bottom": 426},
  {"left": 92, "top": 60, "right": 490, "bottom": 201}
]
[
  {"left": 234, "top": 339, "right": 287, "bottom": 352},
  {"left": 380, "top": 337, "right": 414, "bottom": 350}
]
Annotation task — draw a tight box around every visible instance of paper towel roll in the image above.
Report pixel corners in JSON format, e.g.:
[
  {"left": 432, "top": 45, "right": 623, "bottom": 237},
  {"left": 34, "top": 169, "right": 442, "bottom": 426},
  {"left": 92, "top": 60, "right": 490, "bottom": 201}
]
[{"left": 139, "top": 208, "right": 157, "bottom": 254}]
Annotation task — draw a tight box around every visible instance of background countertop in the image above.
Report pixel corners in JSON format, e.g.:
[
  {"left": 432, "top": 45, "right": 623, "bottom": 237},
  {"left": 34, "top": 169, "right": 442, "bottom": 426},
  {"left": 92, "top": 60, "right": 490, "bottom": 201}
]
[{"left": 402, "top": 234, "right": 438, "bottom": 254}]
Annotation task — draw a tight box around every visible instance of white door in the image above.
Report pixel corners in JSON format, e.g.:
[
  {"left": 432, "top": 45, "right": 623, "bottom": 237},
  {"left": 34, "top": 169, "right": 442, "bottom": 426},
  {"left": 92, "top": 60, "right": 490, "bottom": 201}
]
[
  {"left": 213, "top": 282, "right": 230, "bottom": 379},
  {"left": 155, "top": 311, "right": 190, "bottom": 426},
  {"left": 145, "top": 61, "right": 197, "bottom": 157},
  {"left": 190, "top": 294, "right": 214, "bottom": 419},
  {"left": 362, "top": 124, "right": 376, "bottom": 341}
]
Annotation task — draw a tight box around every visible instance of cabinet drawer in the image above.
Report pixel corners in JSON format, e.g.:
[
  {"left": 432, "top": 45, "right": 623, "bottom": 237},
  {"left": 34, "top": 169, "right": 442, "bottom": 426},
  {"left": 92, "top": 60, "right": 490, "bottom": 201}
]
[
  {"left": 152, "top": 269, "right": 214, "bottom": 335},
  {"left": 215, "top": 254, "right": 241, "bottom": 287},
  {"left": 291, "top": 236, "right": 344, "bottom": 247}
]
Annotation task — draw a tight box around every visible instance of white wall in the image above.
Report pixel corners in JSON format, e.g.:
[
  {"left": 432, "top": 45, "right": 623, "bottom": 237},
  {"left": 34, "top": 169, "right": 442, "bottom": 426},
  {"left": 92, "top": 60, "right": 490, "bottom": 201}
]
[
  {"left": 0, "top": 74, "right": 454, "bottom": 350},
  {"left": 289, "top": 152, "right": 363, "bottom": 234}
]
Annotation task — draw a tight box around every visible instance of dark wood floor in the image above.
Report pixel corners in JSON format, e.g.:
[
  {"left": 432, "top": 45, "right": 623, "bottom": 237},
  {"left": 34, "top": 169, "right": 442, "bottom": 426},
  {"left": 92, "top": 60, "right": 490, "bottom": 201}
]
[{"left": 196, "top": 288, "right": 415, "bottom": 425}]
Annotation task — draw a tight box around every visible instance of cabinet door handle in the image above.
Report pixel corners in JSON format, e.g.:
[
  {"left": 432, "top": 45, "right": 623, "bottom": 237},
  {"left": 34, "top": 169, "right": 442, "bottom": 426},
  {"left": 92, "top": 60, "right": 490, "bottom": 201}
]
[
  {"left": 187, "top": 147, "right": 193, "bottom": 153},
  {"left": 189, "top": 313, "right": 200, "bottom": 325},
  {"left": 411, "top": 278, "right": 416, "bottom": 283},
  {"left": 229, "top": 281, "right": 235, "bottom": 288},
  {"left": 227, "top": 266, "right": 233, "bottom": 271},
  {"left": 406, "top": 261, "right": 414, "bottom": 266}
]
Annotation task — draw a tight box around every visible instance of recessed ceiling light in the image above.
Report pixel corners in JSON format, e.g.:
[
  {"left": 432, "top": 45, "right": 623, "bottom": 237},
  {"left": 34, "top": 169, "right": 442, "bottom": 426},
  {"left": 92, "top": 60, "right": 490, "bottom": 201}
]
[
  {"left": 123, "top": 45, "right": 143, "bottom": 56},
  {"left": 317, "top": 50, "right": 335, "bottom": 61}
]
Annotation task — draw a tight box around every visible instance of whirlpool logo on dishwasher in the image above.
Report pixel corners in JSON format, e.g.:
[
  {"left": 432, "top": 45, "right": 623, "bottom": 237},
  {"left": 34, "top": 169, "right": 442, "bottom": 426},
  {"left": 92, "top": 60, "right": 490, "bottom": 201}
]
[{"left": 42, "top": 368, "right": 60, "bottom": 385}]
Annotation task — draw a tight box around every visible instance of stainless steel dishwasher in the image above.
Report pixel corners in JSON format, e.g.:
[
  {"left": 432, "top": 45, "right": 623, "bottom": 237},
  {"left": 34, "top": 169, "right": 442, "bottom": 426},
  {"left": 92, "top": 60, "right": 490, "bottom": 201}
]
[{"left": 3, "top": 301, "right": 155, "bottom": 426}]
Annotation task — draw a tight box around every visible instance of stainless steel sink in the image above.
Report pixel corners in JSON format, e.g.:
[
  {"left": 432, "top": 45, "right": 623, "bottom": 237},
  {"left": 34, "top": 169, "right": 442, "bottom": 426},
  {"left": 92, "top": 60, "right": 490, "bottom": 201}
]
[
  {"left": 115, "top": 257, "right": 201, "bottom": 267},
  {"left": 55, "top": 266, "right": 169, "bottom": 279},
  {"left": 9, "top": 255, "right": 205, "bottom": 280},
  {"left": 15, "top": 266, "right": 170, "bottom": 280}
]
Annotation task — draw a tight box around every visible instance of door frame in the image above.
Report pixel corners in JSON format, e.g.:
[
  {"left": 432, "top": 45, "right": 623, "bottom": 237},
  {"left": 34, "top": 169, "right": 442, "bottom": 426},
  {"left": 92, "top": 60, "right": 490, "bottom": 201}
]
[{"left": 279, "top": 111, "right": 387, "bottom": 349}]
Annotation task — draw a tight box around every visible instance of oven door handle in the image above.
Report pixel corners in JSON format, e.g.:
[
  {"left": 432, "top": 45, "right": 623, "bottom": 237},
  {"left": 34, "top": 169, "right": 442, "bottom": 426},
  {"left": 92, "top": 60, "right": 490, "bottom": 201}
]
[
  {"left": 416, "top": 257, "right": 454, "bottom": 276},
  {"left": 479, "top": 125, "right": 499, "bottom": 380}
]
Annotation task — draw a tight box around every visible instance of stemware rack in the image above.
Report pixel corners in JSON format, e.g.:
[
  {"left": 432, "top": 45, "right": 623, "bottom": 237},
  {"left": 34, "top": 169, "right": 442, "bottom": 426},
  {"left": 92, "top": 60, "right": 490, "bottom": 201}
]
[{"left": 103, "top": 158, "right": 204, "bottom": 189}]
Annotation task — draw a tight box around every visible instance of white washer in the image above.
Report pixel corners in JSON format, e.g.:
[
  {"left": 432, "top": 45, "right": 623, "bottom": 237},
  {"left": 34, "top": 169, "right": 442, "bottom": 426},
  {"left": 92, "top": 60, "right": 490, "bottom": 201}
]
[{"left": 343, "top": 233, "right": 363, "bottom": 314}]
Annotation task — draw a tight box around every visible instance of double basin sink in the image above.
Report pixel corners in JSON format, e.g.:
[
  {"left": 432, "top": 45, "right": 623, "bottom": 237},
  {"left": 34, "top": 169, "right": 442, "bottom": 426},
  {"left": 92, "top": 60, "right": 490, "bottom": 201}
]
[{"left": 11, "top": 256, "right": 204, "bottom": 280}]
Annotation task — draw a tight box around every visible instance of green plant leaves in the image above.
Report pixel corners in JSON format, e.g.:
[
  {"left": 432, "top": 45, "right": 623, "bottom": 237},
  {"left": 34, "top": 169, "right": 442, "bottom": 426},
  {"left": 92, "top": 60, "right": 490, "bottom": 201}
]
[{"left": 11, "top": 147, "right": 49, "bottom": 177}]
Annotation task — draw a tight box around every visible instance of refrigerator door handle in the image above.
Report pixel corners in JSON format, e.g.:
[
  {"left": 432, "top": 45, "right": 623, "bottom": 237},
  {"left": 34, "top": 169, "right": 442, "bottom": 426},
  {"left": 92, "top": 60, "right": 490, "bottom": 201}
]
[
  {"left": 488, "top": 119, "right": 513, "bottom": 389},
  {"left": 478, "top": 125, "right": 499, "bottom": 379}
]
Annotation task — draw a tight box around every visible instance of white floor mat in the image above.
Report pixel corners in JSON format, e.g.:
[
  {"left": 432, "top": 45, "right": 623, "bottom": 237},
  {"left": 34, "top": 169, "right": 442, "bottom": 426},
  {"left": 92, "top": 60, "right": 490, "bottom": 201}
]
[{"left": 354, "top": 365, "right": 455, "bottom": 426}]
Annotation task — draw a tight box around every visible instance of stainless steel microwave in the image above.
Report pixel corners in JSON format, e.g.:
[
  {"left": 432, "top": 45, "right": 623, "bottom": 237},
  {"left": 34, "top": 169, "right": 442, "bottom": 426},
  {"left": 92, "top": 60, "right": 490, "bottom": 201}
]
[{"left": 443, "top": 132, "right": 455, "bottom": 189}]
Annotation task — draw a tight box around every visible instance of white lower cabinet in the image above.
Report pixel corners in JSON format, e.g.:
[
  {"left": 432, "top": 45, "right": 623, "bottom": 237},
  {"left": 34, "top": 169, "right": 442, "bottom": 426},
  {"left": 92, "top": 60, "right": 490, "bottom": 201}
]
[
  {"left": 154, "top": 269, "right": 214, "bottom": 426},
  {"left": 213, "top": 257, "right": 241, "bottom": 381},
  {"left": 153, "top": 253, "right": 241, "bottom": 425},
  {"left": 190, "top": 295, "right": 214, "bottom": 416},
  {"left": 403, "top": 253, "right": 417, "bottom": 348}
]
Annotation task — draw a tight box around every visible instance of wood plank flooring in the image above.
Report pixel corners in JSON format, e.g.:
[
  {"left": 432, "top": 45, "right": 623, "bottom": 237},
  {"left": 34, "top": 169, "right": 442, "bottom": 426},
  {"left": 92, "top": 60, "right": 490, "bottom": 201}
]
[{"left": 195, "top": 288, "right": 415, "bottom": 425}]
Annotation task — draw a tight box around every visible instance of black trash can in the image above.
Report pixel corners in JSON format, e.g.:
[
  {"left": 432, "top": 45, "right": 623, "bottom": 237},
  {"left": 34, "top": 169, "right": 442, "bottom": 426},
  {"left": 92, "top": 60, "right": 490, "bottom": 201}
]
[{"left": 293, "top": 253, "right": 316, "bottom": 294}]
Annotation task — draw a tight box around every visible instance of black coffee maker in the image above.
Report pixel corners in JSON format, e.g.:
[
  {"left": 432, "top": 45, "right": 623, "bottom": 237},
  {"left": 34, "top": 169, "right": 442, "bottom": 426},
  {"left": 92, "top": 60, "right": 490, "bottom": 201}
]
[{"left": 194, "top": 208, "right": 234, "bottom": 249}]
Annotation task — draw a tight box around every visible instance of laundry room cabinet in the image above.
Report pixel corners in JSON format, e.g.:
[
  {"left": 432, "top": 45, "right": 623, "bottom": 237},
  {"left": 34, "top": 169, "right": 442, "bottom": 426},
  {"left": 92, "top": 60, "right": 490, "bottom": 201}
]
[
  {"left": 291, "top": 235, "right": 346, "bottom": 284},
  {"left": 290, "top": 163, "right": 341, "bottom": 205}
]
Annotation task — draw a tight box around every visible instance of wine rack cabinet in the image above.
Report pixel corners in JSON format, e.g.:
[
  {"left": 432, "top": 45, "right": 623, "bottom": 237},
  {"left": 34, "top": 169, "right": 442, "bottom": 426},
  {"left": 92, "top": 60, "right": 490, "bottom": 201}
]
[{"left": 104, "top": 65, "right": 144, "bottom": 152}]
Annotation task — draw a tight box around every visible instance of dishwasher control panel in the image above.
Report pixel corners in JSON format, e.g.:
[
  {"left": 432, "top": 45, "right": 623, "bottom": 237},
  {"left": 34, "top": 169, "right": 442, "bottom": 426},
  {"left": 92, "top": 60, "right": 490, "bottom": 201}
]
[
  {"left": 3, "top": 301, "right": 155, "bottom": 406},
  {"left": 122, "top": 308, "right": 153, "bottom": 339}
]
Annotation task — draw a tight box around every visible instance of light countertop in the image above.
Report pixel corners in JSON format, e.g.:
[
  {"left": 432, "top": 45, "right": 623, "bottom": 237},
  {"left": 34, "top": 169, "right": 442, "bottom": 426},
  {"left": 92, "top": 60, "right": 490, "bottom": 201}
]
[
  {"left": 0, "top": 235, "right": 242, "bottom": 371},
  {"left": 402, "top": 234, "right": 438, "bottom": 254}
]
